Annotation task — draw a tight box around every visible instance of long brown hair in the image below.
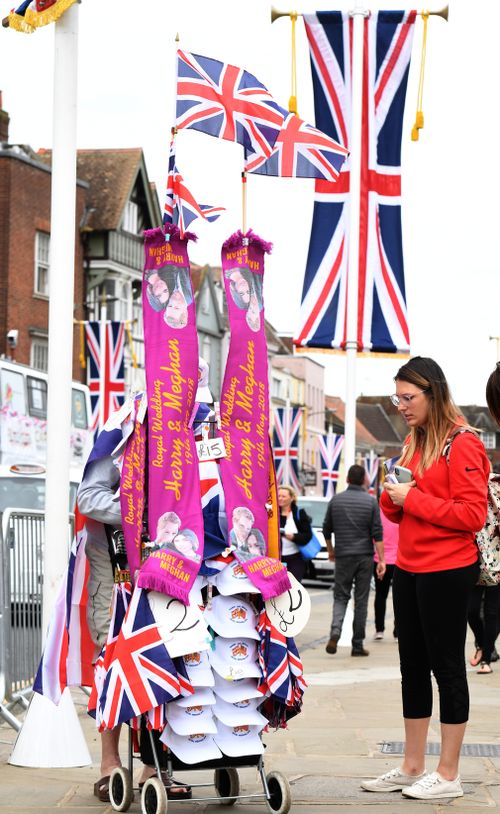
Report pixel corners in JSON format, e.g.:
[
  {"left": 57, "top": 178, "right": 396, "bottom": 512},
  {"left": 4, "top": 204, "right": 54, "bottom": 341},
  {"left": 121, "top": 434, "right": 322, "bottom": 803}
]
[{"left": 396, "top": 357, "right": 468, "bottom": 475}]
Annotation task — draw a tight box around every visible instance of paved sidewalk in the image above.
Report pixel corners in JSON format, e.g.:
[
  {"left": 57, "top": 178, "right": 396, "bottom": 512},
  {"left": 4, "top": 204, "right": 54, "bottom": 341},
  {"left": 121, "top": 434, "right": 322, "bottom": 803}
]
[{"left": 2, "top": 585, "right": 500, "bottom": 812}]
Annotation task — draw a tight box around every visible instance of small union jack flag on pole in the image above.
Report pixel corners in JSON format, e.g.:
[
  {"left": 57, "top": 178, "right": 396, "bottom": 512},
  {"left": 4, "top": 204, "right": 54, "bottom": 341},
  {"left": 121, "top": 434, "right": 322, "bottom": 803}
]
[
  {"left": 85, "top": 321, "right": 125, "bottom": 437},
  {"left": 317, "top": 433, "right": 344, "bottom": 498},
  {"left": 364, "top": 450, "right": 380, "bottom": 496},
  {"left": 176, "top": 50, "right": 284, "bottom": 161},
  {"left": 272, "top": 407, "right": 303, "bottom": 492},
  {"left": 163, "top": 141, "right": 225, "bottom": 236}
]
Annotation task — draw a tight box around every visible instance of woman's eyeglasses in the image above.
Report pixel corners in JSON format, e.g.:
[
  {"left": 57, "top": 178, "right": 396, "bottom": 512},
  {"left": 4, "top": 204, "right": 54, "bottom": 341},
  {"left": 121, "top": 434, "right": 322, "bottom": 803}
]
[{"left": 389, "top": 389, "right": 429, "bottom": 407}]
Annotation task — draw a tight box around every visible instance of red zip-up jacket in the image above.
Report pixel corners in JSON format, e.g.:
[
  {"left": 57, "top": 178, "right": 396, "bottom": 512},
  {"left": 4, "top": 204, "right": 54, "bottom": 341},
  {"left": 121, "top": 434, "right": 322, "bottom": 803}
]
[{"left": 380, "top": 431, "right": 490, "bottom": 573}]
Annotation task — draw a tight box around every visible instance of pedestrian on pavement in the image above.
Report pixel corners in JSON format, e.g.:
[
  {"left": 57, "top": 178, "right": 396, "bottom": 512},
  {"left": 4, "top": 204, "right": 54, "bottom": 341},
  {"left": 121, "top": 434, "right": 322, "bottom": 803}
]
[
  {"left": 362, "top": 357, "right": 489, "bottom": 801},
  {"left": 323, "top": 464, "right": 385, "bottom": 657},
  {"left": 373, "top": 513, "right": 398, "bottom": 640},
  {"left": 467, "top": 583, "right": 500, "bottom": 674},
  {"left": 278, "top": 485, "right": 313, "bottom": 584}
]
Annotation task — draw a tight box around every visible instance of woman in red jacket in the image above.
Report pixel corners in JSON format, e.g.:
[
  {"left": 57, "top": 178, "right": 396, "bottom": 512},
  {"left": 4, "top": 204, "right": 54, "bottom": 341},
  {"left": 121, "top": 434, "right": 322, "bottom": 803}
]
[{"left": 361, "top": 357, "right": 489, "bottom": 801}]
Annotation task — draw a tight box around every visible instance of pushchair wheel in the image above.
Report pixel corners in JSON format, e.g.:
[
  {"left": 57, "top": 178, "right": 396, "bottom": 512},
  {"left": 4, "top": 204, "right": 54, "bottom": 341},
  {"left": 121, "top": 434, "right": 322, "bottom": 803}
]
[
  {"left": 109, "top": 767, "right": 134, "bottom": 812},
  {"left": 214, "top": 767, "right": 240, "bottom": 805},
  {"left": 140, "top": 776, "right": 168, "bottom": 814},
  {"left": 265, "top": 771, "right": 291, "bottom": 814}
]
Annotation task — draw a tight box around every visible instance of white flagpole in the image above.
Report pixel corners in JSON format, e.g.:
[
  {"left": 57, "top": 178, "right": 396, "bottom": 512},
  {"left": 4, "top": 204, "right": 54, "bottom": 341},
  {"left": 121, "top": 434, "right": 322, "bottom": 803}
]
[
  {"left": 42, "top": 4, "right": 79, "bottom": 637},
  {"left": 285, "top": 396, "right": 291, "bottom": 485},
  {"left": 344, "top": 1, "right": 368, "bottom": 470},
  {"left": 98, "top": 297, "right": 107, "bottom": 433}
]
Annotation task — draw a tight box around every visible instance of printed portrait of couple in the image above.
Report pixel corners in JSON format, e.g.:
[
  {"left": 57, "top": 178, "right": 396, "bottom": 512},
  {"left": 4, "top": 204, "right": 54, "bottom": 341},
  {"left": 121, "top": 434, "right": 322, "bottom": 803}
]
[
  {"left": 152, "top": 510, "right": 201, "bottom": 562},
  {"left": 229, "top": 506, "right": 266, "bottom": 562},
  {"left": 146, "top": 265, "right": 193, "bottom": 329},
  {"left": 224, "top": 267, "right": 263, "bottom": 333}
]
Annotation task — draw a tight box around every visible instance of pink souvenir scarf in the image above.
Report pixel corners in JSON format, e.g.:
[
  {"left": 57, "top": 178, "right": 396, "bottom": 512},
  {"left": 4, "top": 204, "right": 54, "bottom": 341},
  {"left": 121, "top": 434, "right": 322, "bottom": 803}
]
[
  {"left": 120, "top": 396, "right": 147, "bottom": 584},
  {"left": 218, "top": 230, "right": 290, "bottom": 600},
  {"left": 137, "top": 225, "right": 204, "bottom": 604}
]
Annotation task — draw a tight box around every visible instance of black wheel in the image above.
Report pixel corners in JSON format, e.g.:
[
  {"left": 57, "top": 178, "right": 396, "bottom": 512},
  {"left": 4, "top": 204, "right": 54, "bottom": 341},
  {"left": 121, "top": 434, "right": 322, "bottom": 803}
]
[
  {"left": 109, "top": 767, "right": 134, "bottom": 812},
  {"left": 214, "top": 767, "right": 240, "bottom": 805},
  {"left": 266, "top": 771, "right": 291, "bottom": 814},
  {"left": 140, "top": 777, "right": 167, "bottom": 814}
]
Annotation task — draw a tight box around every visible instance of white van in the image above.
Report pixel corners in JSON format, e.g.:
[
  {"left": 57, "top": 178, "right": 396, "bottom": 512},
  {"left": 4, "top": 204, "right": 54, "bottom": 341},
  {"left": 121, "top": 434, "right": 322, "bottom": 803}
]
[{"left": 297, "top": 495, "right": 334, "bottom": 582}]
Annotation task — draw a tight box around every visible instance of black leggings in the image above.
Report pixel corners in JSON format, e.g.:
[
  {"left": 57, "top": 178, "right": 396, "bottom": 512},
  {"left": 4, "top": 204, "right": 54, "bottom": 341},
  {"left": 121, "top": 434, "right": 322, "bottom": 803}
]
[
  {"left": 392, "top": 562, "right": 478, "bottom": 724},
  {"left": 373, "top": 563, "right": 395, "bottom": 633},
  {"left": 468, "top": 584, "right": 500, "bottom": 664}
]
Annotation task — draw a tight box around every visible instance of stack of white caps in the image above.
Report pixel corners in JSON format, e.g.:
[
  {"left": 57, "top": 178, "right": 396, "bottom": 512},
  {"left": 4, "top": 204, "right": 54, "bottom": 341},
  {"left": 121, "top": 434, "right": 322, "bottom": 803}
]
[
  {"left": 213, "top": 672, "right": 262, "bottom": 703},
  {"left": 213, "top": 723, "right": 264, "bottom": 757},
  {"left": 161, "top": 725, "right": 222, "bottom": 764},
  {"left": 182, "top": 650, "right": 215, "bottom": 687},
  {"left": 209, "top": 637, "right": 261, "bottom": 681},
  {"left": 204, "top": 595, "right": 259, "bottom": 640},
  {"left": 166, "top": 701, "right": 217, "bottom": 736},
  {"left": 214, "top": 696, "right": 267, "bottom": 727},
  {"left": 215, "top": 560, "right": 259, "bottom": 596}
]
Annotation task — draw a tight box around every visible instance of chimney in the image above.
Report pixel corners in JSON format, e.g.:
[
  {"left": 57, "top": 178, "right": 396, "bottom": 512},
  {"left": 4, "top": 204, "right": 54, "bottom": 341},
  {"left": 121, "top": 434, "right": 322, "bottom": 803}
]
[{"left": 0, "top": 92, "right": 10, "bottom": 144}]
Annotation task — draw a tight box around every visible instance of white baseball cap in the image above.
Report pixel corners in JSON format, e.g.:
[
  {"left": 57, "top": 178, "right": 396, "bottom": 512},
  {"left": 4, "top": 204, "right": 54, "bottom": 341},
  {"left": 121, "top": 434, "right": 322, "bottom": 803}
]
[
  {"left": 213, "top": 696, "right": 267, "bottom": 727},
  {"left": 160, "top": 724, "right": 222, "bottom": 764},
  {"left": 175, "top": 687, "right": 216, "bottom": 708},
  {"left": 182, "top": 649, "right": 215, "bottom": 687},
  {"left": 215, "top": 559, "right": 259, "bottom": 596},
  {"left": 209, "top": 637, "right": 261, "bottom": 681},
  {"left": 166, "top": 701, "right": 217, "bottom": 736},
  {"left": 203, "top": 595, "right": 260, "bottom": 641},
  {"left": 213, "top": 722, "right": 264, "bottom": 757},
  {"left": 213, "top": 672, "right": 263, "bottom": 703},
  {"left": 196, "top": 357, "right": 213, "bottom": 403}
]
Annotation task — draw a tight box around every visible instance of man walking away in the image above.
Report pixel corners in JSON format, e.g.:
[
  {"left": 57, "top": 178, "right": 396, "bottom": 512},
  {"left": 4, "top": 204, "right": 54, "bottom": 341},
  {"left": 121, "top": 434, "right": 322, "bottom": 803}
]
[{"left": 323, "top": 464, "right": 385, "bottom": 657}]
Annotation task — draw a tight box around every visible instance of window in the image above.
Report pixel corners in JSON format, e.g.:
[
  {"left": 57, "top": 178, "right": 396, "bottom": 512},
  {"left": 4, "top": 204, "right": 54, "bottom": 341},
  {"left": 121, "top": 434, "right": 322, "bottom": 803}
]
[
  {"left": 271, "top": 377, "right": 282, "bottom": 400},
  {"left": 482, "top": 432, "right": 496, "bottom": 450},
  {"left": 27, "top": 376, "right": 47, "bottom": 418},
  {"left": 72, "top": 388, "right": 88, "bottom": 429},
  {"left": 31, "top": 338, "right": 48, "bottom": 372},
  {"left": 35, "top": 232, "right": 50, "bottom": 296},
  {"left": 122, "top": 200, "right": 139, "bottom": 234}
]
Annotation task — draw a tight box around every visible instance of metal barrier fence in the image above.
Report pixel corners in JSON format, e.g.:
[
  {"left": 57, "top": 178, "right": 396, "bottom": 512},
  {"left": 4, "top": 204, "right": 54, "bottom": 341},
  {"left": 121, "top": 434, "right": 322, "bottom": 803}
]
[{"left": 0, "top": 509, "right": 74, "bottom": 730}]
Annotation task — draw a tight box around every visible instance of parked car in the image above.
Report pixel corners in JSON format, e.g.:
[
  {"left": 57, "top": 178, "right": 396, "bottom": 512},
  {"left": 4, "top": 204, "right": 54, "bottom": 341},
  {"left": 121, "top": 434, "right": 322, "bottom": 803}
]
[{"left": 297, "top": 495, "right": 334, "bottom": 582}]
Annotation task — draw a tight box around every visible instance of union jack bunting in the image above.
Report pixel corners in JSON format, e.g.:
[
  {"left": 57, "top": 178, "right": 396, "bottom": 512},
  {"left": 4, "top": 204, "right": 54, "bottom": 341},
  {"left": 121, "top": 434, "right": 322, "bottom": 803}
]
[
  {"left": 246, "top": 109, "right": 348, "bottom": 181},
  {"left": 364, "top": 451, "right": 380, "bottom": 496},
  {"left": 295, "top": 11, "right": 416, "bottom": 352},
  {"left": 85, "top": 321, "right": 126, "bottom": 436},
  {"left": 163, "top": 141, "right": 225, "bottom": 236},
  {"left": 99, "top": 588, "right": 183, "bottom": 730},
  {"left": 317, "top": 433, "right": 344, "bottom": 498},
  {"left": 176, "top": 50, "right": 284, "bottom": 161},
  {"left": 272, "top": 407, "right": 303, "bottom": 492}
]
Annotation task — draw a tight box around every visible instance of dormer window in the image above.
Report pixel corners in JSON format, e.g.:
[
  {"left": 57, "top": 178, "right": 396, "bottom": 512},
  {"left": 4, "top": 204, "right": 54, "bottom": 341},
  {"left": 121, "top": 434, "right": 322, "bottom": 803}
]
[{"left": 122, "top": 200, "right": 139, "bottom": 234}]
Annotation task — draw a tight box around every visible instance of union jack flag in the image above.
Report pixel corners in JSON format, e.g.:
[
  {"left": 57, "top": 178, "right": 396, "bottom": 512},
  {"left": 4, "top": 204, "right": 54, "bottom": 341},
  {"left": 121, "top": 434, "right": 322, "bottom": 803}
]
[
  {"left": 85, "top": 321, "right": 126, "bottom": 436},
  {"left": 317, "top": 433, "right": 344, "bottom": 498},
  {"left": 295, "top": 11, "right": 416, "bottom": 352},
  {"left": 272, "top": 407, "right": 303, "bottom": 492},
  {"left": 256, "top": 610, "right": 306, "bottom": 715},
  {"left": 176, "top": 50, "right": 284, "bottom": 161},
  {"left": 99, "top": 588, "right": 183, "bottom": 729},
  {"left": 163, "top": 141, "right": 225, "bottom": 236},
  {"left": 364, "top": 451, "right": 380, "bottom": 496},
  {"left": 245, "top": 110, "right": 348, "bottom": 180}
]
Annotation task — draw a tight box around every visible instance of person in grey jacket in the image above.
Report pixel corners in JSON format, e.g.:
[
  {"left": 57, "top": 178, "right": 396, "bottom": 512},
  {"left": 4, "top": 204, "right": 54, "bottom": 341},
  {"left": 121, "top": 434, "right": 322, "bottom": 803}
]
[{"left": 323, "top": 464, "right": 385, "bottom": 656}]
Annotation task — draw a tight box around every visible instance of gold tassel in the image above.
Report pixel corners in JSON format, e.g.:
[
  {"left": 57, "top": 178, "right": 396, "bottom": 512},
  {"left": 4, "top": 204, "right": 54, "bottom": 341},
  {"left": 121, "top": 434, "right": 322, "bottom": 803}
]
[
  {"left": 8, "top": 12, "right": 35, "bottom": 33},
  {"left": 125, "top": 321, "right": 138, "bottom": 369},
  {"left": 25, "top": 0, "right": 77, "bottom": 29},
  {"left": 289, "top": 12, "right": 298, "bottom": 116},
  {"left": 79, "top": 321, "right": 86, "bottom": 370},
  {"left": 412, "top": 12, "right": 429, "bottom": 142}
]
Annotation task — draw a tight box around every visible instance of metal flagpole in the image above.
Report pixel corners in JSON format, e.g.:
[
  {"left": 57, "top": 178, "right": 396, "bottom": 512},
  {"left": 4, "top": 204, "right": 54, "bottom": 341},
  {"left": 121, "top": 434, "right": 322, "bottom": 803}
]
[
  {"left": 285, "top": 396, "right": 291, "bottom": 485},
  {"left": 42, "top": 3, "right": 79, "bottom": 637},
  {"left": 344, "top": 1, "right": 368, "bottom": 471}
]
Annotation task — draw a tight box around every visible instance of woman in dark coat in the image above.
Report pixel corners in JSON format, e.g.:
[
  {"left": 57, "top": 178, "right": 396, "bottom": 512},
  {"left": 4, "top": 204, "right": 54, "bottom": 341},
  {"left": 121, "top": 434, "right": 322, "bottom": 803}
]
[{"left": 278, "top": 485, "right": 313, "bottom": 584}]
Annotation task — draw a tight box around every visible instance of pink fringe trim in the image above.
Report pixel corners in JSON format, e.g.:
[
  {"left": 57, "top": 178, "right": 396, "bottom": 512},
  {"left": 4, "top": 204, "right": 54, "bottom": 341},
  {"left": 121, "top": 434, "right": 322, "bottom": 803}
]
[
  {"left": 136, "top": 574, "right": 190, "bottom": 606},
  {"left": 258, "top": 573, "right": 292, "bottom": 601},
  {"left": 143, "top": 224, "right": 197, "bottom": 244},
  {"left": 222, "top": 229, "right": 272, "bottom": 254}
]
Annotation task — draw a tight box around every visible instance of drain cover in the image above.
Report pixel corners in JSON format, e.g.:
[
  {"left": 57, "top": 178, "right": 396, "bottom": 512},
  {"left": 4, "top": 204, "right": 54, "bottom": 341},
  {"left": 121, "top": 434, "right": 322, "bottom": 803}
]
[{"left": 381, "top": 742, "right": 500, "bottom": 757}]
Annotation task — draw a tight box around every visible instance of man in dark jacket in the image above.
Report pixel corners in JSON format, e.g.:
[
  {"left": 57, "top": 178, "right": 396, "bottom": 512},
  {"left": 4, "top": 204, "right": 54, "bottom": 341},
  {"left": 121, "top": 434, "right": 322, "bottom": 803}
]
[{"left": 322, "top": 464, "right": 385, "bottom": 656}]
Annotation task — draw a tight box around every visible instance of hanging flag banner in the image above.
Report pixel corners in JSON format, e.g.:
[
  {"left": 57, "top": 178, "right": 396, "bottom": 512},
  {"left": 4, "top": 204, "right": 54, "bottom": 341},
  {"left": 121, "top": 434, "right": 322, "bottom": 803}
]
[
  {"left": 272, "top": 407, "right": 303, "bottom": 492},
  {"left": 137, "top": 225, "right": 204, "bottom": 604},
  {"left": 318, "top": 433, "right": 344, "bottom": 498},
  {"left": 364, "top": 451, "right": 380, "bottom": 496},
  {"left": 295, "top": 10, "right": 416, "bottom": 353},
  {"left": 219, "top": 231, "right": 290, "bottom": 600},
  {"left": 163, "top": 140, "right": 225, "bottom": 235},
  {"left": 6, "top": 0, "right": 78, "bottom": 32},
  {"left": 85, "top": 320, "right": 126, "bottom": 437}
]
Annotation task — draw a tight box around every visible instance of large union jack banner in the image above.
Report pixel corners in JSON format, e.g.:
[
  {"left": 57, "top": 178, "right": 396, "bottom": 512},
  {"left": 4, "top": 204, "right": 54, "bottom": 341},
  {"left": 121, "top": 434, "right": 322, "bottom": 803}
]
[
  {"left": 295, "top": 10, "right": 416, "bottom": 352},
  {"left": 318, "top": 433, "right": 344, "bottom": 498},
  {"left": 272, "top": 407, "right": 303, "bottom": 492},
  {"left": 85, "top": 321, "right": 126, "bottom": 436},
  {"left": 364, "top": 450, "right": 380, "bottom": 496}
]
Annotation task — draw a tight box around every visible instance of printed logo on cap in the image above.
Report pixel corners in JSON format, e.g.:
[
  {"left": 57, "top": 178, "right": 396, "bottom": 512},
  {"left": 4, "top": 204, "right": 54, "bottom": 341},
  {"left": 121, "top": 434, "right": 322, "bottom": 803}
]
[
  {"left": 233, "top": 725, "right": 251, "bottom": 737},
  {"left": 234, "top": 699, "right": 251, "bottom": 709},
  {"left": 184, "top": 652, "right": 202, "bottom": 666},
  {"left": 189, "top": 733, "right": 208, "bottom": 743},
  {"left": 231, "top": 641, "right": 250, "bottom": 660},
  {"left": 185, "top": 706, "right": 204, "bottom": 716},
  {"left": 230, "top": 604, "right": 250, "bottom": 623}
]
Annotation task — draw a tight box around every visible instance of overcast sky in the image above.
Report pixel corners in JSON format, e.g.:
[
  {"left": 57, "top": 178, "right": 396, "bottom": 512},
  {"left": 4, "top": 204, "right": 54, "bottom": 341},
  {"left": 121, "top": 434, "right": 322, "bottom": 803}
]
[{"left": 1, "top": 0, "right": 498, "bottom": 406}]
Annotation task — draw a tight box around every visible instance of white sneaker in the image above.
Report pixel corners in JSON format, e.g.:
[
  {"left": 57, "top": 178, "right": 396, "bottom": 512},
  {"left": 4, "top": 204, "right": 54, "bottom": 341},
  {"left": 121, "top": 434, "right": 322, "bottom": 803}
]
[
  {"left": 374, "top": 631, "right": 384, "bottom": 640},
  {"left": 402, "top": 771, "right": 463, "bottom": 799},
  {"left": 360, "top": 767, "right": 425, "bottom": 792}
]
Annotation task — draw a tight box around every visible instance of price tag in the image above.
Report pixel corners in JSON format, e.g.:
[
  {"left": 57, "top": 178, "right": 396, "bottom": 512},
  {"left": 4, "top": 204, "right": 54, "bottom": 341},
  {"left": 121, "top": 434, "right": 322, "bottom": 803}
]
[{"left": 196, "top": 437, "right": 227, "bottom": 461}]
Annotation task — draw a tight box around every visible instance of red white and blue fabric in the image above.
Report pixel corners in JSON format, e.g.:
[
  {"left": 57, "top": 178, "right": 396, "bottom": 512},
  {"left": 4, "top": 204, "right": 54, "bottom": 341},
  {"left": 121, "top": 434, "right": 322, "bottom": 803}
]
[
  {"left": 85, "top": 321, "right": 126, "bottom": 436},
  {"left": 295, "top": 10, "right": 416, "bottom": 353},
  {"left": 257, "top": 610, "right": 307, "bottom": 710},
  {"left": 245, "top": 108, "right": 348, "bottom": 181},
  {"left": 364, "top": 452, "right": 380, "bottom": 496},
  {"left": 98, "top": 587, "right": 188, "bottom": 730},
  {"left": 34, "top": 509, "right": 95, "bottom": 704},
  {"left": 176, "top": 50, "right": 284, "bottom": 161},
  {"left": 318, "top": 433, "right": 344, "bottom": 498},
  {"left": 272, "top": 407, "right": 302, "bottom": 492},
  {"left": 163, "top": 141, "right": 225, "bottom": 236}
]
